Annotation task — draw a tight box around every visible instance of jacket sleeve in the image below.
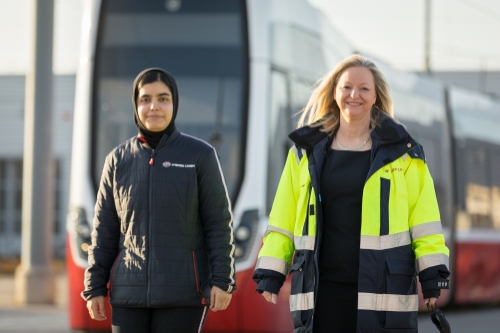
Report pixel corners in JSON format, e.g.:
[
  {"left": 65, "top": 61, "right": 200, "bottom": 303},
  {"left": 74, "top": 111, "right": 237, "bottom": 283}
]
[
  {"left": 198, "top": 147, "right": 236, "bottom": 293},
  {"left": 253, "top": 148, "right": 300, "bottom": 294},
  {"left": 404, "top": 152, "right": 450, "bottom": 299},
  {"left": 81, "top": 153, "right": 120, "bottom": 301}
]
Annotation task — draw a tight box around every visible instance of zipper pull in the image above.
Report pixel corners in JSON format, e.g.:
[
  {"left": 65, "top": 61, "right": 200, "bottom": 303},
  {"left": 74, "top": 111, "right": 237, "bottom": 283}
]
[{"left": 149, "top": 148, "right": 155, "bottom": 166}]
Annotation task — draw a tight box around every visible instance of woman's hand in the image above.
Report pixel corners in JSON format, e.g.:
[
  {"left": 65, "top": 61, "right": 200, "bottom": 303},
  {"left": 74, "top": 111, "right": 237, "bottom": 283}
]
[
  {"left": 425, "top": 297, "right": 438, "bottom": 309},
  {"left": 87, "top": 295, "right": 107, "bottom": 321},
  {"left": 262, "top": 291, "right": 278, "bottom": 304},
  {"left": 210, "top": 286, "right": 232, "bottom": 312}
]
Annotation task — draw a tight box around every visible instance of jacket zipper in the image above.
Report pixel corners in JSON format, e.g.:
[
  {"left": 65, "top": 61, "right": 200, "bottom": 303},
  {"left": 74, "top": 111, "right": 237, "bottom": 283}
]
[
  {"left": 306, "top": 147, "right": 322, "bottom": 312},
  {"left": 140, "top": 134, "right": 167, "bottom": 306},
  {"left": 109, "top": 251, "right": 122, "bottom": 293},
  {"left": 192, "top": 251, "right": 200, "bottom": 292},
  {"left": 146, "top": 146, "right": 155, "bottom": 307},
  {"left": 138, "top": 135, "right": 168, "bottom": 166}
]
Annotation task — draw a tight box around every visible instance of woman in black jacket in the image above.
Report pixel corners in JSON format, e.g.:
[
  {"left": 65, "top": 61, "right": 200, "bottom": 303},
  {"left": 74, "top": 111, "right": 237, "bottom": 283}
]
[{"left": 82, "top": 68, "right": 236, "bottom": 333}]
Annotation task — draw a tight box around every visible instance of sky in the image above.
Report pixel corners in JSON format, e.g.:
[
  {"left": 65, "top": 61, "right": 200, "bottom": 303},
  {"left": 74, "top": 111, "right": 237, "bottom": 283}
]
[
  {"left": 0, "top": 0, "right": 499, "bottom": 75},
  {"left": 0, "top": 0, "right": 83, "bottom": 75},
  {"left": 308, "top": 0, "right": 500, "bottom": 72}
]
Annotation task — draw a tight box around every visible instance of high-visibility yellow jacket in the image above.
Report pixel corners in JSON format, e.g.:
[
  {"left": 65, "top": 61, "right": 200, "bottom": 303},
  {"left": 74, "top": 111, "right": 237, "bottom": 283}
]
[{"left": 253, "top": 117, "right": 450, "bottom": 333}]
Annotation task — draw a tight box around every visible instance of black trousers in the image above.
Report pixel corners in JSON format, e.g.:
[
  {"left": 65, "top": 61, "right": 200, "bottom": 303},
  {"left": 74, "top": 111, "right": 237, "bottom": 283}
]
[{"left": 111, "top": 306, "right": 208, "bottom": 333}]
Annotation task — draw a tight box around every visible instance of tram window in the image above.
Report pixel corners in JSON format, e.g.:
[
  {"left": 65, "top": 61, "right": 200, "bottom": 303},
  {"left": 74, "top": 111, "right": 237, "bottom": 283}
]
[
  {"left": 490, "top": 152, "right": 500, "bottom": 186},
  {"left": 490, "top": 152, "right": 500, "bottom": 229},
  {"left": 466, "top": 144, "right": 488, "bottom": 186},
  {"left": 465, "top": 144, "right": 491, "bottom": 228},
  {"left": 266, "top": 72, "right": 291, "bottom": 214},
  {"left": 93, "top": 0, "right": 247, "bottom": 203}
]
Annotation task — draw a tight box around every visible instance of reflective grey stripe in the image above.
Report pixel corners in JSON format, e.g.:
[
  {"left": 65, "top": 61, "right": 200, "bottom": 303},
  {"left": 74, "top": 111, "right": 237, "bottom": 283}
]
[
  {"left": 358, "top": 293, "right": 418, "bottom": 312},
  {"left": 416, "top": 253, "right": 449, "bottom": 273},
  {"left": 410, "top": 221, "right": 442, "bottom": 240},
  {"left": 360, "top": 231, "right": 411, "bottom": 250},
  {"left": 183, "top": 134, "right": 236, "bottom": 287},
  {"left": 256, "top": 256, "right": 290, "bottom": 276},
  {"left": 265, "top": 225, "right": 294, "bottom": 243},
  {"left": 289, "top": 292, "right": 314, "bottom": 311},
  {"left": 294, "top": 235, "right": 315, "bottom": 250}
]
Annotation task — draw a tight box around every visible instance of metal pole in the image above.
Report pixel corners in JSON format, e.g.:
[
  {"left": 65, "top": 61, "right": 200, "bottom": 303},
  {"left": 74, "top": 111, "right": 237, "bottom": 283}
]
[
  {"left": 14, "top": 0, "right": 56, "bottom": 304},
  {"left": 424, "top": 0, "right": 432, "bottom": 73}
]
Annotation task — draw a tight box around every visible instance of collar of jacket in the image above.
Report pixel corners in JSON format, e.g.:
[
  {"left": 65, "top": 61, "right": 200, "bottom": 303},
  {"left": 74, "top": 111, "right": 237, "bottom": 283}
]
[
  {"left": 137, "top": 129, "right": 181, "bottom": 150},
  {"left": 288, "top": 117, "right": 424, "bottom": 161}
]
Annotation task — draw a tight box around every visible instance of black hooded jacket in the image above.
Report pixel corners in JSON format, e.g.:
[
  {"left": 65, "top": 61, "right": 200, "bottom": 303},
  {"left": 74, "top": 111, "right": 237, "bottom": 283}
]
[{"left": 82, "top": 68, "right": 236, "bottom": 307}]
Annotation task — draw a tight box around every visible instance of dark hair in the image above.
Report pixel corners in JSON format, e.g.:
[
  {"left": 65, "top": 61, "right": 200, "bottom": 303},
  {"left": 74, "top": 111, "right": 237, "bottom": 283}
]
[{"left": 135, "top": 70, "right": 174, "bottom": 103}]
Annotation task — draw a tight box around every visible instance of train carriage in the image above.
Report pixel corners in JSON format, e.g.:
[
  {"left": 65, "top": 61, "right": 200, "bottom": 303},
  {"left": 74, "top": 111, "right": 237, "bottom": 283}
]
[{"left": 67, "top": 0, "right": 500, "bottom": 331}]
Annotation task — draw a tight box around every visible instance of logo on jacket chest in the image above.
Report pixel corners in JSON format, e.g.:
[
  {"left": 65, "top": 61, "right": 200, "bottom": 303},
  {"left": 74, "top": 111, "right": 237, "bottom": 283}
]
[{"left": 162, "top": 161, "right": 195, "bottom": 168}]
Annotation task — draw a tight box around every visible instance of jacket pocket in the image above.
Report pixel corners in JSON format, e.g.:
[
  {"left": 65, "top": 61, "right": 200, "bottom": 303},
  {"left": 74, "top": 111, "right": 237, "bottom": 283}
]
[
  {"left": 384, "top": 258, "right": 417, "bottom": 329},
  {"left": 290, "top": 251, "right": 313, "bottom": 329},
  {"left": 290, "top": 254, "right": 306, "bottom": 273},
  {"left": 109, "top": 251, "right": 123, "bottom": 293},
  {"left": 385, "top": 258, "right": 416, "bottom": 295}
]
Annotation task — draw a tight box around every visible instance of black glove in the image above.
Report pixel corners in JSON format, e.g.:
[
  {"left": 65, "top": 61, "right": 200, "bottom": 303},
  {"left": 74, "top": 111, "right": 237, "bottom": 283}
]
[{"left": 427, "top": 303, "right": 451, "bottom": 333}]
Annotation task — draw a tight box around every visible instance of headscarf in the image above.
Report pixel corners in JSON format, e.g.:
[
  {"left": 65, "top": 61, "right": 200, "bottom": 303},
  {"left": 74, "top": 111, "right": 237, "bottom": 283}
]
[{"left": 131, "top": 68, "right": 179, "bottom": 148}]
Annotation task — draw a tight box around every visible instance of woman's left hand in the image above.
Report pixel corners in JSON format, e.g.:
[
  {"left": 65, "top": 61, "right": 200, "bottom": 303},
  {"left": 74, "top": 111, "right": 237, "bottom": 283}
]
[
  {"left": 210, "top": 285, "right": 232, "bottom": 312},
  {"left": 424, "top": 297, "right": 438, "bottom": 308}
]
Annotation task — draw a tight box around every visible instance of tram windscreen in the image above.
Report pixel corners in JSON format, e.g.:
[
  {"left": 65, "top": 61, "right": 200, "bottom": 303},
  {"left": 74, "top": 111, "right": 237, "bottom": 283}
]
[{"left": 92, "top": 0, "right": 247, "bottom": 203}]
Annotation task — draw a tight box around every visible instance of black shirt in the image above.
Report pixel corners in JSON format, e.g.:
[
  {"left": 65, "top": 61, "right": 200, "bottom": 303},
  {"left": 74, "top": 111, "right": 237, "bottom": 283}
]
[{"left": 318, "top": 149, "right": 371, "bottom": 283}]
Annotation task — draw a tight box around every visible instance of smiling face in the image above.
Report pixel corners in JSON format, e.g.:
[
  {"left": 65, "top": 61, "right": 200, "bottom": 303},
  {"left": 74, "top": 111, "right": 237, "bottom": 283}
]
[
  {"left": 334, "top": 66, "right": 377, "bottom": 122},
  {"left": 137, "top": 81, "right": 173, "bottom": 132}
]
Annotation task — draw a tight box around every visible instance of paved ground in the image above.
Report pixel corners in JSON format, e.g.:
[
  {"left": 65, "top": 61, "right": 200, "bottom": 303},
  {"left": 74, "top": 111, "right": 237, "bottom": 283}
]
[
  {"left": 0, "top": 274, "right": 70, "bottom": 333},
  {"left": 1, "top": 273, "right": 499, "bottom": 332},
  {"left": 418, "top": 305, "right": 500, "bottom": 333}
]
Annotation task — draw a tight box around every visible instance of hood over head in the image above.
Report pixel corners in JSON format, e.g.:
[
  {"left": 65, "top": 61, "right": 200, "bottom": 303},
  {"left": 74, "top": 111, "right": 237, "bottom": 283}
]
[{"left": 132, "top": 67, "right": 179, "bottom": 148}]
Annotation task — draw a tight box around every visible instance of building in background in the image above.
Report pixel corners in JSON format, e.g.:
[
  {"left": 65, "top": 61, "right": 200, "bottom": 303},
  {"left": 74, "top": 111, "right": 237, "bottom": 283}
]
[{"left": 0, "top": 75, "right": 75, "bottom": 258}]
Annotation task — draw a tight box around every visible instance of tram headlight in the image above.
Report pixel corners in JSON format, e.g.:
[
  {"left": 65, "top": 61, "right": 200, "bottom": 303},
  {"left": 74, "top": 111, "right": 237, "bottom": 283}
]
[
  {"left": 68, "top": 207, "right": 92, "bottom": 261},
  {"left": 234, "top": 210, "right": 259, "bottom": 263},
  {"left": 235, "top": 225, "right": 250, "bottom": 241},
  {"left": 234, "top": 245, "right": 244, "bottom": 258},
  {"left": 165, "top": 0, "right": 181, "bottom": 12},
  {"left": 81, "top": 243, "right": 89, "bottom": 252}
]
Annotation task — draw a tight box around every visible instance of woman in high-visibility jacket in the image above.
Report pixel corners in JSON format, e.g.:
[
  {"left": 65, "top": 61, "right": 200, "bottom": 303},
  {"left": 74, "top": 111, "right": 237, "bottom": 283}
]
[{"left": 253, "top": 55, "right": 450, "bottom": 333}]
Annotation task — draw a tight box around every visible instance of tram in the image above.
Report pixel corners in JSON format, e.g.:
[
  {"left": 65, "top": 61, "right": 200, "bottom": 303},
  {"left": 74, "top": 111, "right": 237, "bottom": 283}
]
[{"left": 66, "top": 0, "right": 500, "bottom": 331}]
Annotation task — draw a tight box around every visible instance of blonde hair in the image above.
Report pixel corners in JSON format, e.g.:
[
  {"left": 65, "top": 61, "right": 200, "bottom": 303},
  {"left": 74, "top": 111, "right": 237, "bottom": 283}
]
[{"left": 297, "top": 54, "right": 393, "bottom": 136}]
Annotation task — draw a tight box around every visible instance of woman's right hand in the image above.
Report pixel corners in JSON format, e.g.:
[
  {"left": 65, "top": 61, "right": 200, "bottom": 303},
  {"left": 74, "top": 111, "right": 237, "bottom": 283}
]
[
  {"left": 87, "top": 295, "right": 107, "bottom": 321},
  {"left": 262, "top": 291, "right": 278, "bottom": 304}
]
